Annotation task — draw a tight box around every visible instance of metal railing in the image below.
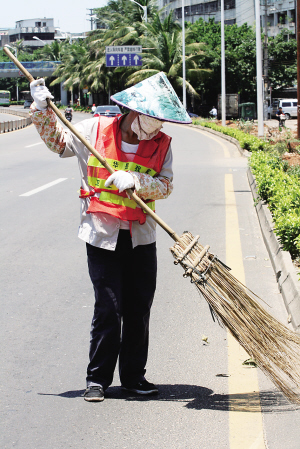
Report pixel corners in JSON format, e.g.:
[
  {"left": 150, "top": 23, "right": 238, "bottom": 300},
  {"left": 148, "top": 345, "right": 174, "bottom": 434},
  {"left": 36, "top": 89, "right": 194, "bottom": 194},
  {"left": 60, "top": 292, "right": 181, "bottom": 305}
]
[{"left": 0, "top": 108, "right": 32, "bottom": 133}]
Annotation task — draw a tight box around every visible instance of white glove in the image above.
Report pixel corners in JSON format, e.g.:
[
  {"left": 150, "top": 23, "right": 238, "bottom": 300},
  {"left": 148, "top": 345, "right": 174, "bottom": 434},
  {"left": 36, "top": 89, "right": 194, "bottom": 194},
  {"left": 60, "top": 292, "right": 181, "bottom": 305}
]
[
  {"left": 30, "top": 78, "right": 54, "bottom": 110},
  {"left": 105, "top": 171, "right": 135, "bottom": 193}
]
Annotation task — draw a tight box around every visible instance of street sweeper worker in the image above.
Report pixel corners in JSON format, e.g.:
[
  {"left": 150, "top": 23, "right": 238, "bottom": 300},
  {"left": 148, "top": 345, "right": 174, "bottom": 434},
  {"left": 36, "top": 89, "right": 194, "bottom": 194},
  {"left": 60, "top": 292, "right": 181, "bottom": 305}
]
[{"left": 29, "top": 72, "right": 191, "bottom": 403}]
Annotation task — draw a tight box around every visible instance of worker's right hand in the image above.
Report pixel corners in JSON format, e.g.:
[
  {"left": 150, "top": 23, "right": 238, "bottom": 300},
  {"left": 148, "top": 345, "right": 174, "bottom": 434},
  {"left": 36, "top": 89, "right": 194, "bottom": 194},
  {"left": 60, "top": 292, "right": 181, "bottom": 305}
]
[
  {"left": 105, "top": 171, "right": 135, "bottom": 193},
  {"left": 30, "top": 78, "right": 54, "bottom": 110}
]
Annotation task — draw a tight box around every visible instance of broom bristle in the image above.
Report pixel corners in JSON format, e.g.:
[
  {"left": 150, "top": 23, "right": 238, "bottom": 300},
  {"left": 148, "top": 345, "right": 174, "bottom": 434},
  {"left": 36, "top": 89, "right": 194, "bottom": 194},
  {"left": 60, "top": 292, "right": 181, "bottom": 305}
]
[{"left": 170, "top": 231, "right": 300, "bottom": 404}]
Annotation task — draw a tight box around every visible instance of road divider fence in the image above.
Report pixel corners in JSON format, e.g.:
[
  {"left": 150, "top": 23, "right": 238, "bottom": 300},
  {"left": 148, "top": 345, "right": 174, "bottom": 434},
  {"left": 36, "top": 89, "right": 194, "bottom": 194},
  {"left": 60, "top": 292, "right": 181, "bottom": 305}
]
[{"left": 0, "top": 108, "right": 32, "bottom": 133}]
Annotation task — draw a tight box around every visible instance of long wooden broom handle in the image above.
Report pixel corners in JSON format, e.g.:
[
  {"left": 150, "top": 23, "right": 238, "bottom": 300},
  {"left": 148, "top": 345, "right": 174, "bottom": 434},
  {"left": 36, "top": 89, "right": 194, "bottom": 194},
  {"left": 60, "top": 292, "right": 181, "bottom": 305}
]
[{"left": 4, "top": 46, "right": 181, "bottom": 243}]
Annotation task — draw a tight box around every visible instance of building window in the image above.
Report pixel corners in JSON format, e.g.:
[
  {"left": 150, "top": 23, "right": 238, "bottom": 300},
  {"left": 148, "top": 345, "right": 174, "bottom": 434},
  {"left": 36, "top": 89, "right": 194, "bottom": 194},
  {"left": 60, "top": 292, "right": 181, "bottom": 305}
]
[
  {"left": 175, "top": 1, "right": 219, "bottom": 18},
  {"left": 217, "top": 0, "right": 235, "bottom": 10},
  {"left": 278, "top": 12, "right": 286, "bottom": 25},
  {"left": 43, "top": 22, "right": 47, "bottom": 27},
  {"left": 225, "top": 18, "right": 236, "bottom": 25},
  {"left": 35, "top": 22, "right": 41, "bottom": 27}
]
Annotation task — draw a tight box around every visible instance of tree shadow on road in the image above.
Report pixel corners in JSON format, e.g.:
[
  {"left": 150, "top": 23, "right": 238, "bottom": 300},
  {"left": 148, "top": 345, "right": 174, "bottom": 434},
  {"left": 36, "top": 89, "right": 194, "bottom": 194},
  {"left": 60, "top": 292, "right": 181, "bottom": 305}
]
[{"left": 39, "top": 384, "right": 299, "bottom": 413}]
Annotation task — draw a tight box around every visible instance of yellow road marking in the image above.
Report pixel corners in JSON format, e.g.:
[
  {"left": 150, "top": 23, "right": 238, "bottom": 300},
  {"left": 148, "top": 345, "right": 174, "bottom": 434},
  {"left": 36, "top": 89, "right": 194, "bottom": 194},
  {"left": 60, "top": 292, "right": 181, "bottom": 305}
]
[
  {"left": 225, "top": 174, "right": 266, "bottom": 449},
  {"left": 166, "top": 123, "right": 231, "bottom": 158}
]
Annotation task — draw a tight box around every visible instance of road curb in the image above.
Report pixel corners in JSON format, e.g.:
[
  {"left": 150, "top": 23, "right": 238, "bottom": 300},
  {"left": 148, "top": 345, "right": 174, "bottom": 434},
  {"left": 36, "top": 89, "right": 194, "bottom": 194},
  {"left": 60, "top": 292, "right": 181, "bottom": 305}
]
[
  {"left": 247, "top": 168, "right": 300, "bottom": 331},
  {"left": 191, "top": 122, "right": 300, "bottom": 331}
]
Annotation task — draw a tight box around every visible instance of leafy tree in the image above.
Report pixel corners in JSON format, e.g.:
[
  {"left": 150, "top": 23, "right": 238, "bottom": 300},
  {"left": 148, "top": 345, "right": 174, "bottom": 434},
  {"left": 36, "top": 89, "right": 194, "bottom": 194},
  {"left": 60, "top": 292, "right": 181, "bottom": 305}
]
[
  {"left": 268, "top": 30, "right": 297, "bottom": 92},
  {"left": 188, "top": 19, "right": 257, "bottom": 105},
  {"left": 187, "top": 19, "right": 297, "bottom": 109}
]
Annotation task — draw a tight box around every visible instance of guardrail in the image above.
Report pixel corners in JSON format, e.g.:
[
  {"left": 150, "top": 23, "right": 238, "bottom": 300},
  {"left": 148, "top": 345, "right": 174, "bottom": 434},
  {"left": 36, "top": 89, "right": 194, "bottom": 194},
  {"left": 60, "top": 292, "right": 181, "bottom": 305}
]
[{"left": 0, "top": 107, "right": 32, "bottom": 133}]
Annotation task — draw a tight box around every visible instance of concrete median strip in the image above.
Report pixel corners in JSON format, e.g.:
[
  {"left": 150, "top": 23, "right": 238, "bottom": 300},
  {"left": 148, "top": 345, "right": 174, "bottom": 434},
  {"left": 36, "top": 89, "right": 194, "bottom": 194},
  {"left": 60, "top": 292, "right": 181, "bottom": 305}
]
[{"left": 0, "top": 107, "right": 32, "bottom": 133}]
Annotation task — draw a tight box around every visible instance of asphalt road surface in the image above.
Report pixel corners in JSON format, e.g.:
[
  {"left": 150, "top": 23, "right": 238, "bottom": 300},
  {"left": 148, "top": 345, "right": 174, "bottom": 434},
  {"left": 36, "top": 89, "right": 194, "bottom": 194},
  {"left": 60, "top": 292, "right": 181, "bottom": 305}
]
[{"left": 1, "top": 112, "right": 300, "bottom": 449}]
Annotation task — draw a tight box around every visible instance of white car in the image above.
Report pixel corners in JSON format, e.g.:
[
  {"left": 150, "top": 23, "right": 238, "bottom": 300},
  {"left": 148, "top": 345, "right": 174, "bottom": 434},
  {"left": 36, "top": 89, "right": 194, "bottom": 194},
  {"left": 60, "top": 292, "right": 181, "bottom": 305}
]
[{"left": 268, "top": 99, "right": 297, "bottom": 120}]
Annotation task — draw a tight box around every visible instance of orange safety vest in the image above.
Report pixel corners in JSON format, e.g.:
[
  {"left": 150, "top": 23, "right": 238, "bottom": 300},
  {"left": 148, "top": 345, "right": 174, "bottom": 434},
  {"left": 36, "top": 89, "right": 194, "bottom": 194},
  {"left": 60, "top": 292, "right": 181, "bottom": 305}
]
[{"left": 80, "top": 116, "right": 172, "bottom": 225}]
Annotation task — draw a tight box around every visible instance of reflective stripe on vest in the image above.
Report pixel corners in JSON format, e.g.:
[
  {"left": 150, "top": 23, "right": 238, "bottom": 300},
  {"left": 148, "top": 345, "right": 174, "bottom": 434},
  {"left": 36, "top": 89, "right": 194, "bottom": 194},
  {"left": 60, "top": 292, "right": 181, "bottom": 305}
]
[
  {"left": 88, "top": 156, "right": 157, "bottom": 176},
  {"left": 99, "top": 191, "right": 155, "bottom": 212},
  {"left": 87, "top": 157, "right": 157, "bottom": 191}
]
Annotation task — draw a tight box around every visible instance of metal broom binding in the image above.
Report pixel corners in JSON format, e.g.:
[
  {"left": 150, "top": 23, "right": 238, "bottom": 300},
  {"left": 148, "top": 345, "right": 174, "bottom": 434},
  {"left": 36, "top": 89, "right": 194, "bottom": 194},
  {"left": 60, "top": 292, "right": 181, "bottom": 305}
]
[{"left": 5, "top": 46, "right": 300, "bottom": 405}]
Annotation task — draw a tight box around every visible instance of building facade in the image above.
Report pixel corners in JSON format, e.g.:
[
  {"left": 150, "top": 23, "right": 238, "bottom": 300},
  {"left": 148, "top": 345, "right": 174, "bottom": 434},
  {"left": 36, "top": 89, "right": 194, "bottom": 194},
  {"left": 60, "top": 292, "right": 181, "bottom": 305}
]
[
  {"left": 158, "top": 0, "right": 295, "bottom": 37},
  {"left": 262, "top": 0, "right": 296, "bottom": 38},
  {"left": 6, "top": 18, "right": 55, "bottom": 47},
  {"left": 0, "top": 18, "right": 87, "bottom": 48}
]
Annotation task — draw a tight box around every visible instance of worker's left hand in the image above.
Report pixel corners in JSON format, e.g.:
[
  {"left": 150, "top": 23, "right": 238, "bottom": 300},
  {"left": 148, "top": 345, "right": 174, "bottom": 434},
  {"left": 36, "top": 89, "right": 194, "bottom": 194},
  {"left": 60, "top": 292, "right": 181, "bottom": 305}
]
[
  {"left": 105, "top": 171, "right": 135, "bottom": 193},
  {"left": 30, "top": 78, "right": 54, "bottom": 110}
]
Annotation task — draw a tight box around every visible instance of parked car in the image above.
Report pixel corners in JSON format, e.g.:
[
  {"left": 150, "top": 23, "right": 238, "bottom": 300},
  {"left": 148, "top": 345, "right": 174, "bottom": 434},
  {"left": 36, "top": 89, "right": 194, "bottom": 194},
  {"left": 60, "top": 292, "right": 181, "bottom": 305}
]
[
  {"left": 93, "top": 105, "right": 122, "bottom": 118},
  {"left": 24, "top": 99, "right": 33, "bottom": 108},
  {"left": 268, "top": 99, "right": 297, "bottom": 119},
  {"left": 188, "top": 111, "right": 198, "bottom": 118}
]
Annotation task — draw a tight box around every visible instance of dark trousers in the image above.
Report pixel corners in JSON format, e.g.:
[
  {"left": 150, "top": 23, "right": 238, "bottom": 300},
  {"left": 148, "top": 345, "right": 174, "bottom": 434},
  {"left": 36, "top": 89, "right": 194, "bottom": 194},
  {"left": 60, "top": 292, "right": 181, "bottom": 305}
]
[{"left": 86, "top": 230, "right": 157, "bottom": 390}]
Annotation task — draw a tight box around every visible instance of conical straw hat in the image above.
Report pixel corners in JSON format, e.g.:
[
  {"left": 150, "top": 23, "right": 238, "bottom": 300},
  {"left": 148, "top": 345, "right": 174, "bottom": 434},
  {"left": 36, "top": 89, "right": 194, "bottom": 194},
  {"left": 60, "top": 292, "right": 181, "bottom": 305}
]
[{"left": 111, "top": 72, "right": 192, "bottom": 124}]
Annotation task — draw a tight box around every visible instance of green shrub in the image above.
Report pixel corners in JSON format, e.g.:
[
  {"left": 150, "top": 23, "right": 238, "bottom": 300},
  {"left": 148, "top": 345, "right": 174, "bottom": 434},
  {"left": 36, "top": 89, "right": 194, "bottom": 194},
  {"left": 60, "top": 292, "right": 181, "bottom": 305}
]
[
  {"left": 193, "top": 119, "right": 271, "bottom": 152},
  {"left": 250, "top": 151, "right": 300, "bottom": 258},
  {"left": 287, "top": 164, "right": 300, "bottom": 178},
  {"left": 273, "top": 212, "right": 300, "bottom": 258},
  {"left": 273, "top": 142, "right": 288, "bottom": 155}
]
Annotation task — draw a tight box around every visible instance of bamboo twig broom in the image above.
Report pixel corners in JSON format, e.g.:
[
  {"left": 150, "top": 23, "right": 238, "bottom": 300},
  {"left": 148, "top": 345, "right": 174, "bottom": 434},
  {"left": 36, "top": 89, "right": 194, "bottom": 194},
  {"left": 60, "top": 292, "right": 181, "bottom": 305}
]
[{"left": 5, "top": 46, "right": 300, "bottom": 405}]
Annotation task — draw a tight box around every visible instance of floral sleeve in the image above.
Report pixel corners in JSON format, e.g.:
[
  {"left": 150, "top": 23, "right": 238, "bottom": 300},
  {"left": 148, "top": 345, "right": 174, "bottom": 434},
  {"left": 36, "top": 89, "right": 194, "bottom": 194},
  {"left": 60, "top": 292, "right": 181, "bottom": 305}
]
[
  {"left": 129, "top": 171, "right": 173, "bottom": 200},
  {"left": 29, "top": 104, "right": 66, "bottom": 154}
]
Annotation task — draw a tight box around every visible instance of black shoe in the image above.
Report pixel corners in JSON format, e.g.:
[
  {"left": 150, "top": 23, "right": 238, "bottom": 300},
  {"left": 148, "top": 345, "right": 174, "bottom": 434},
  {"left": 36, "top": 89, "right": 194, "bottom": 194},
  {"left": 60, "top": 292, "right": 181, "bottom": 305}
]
[
  {"left": 83, "top": 386, "right": 104, "bottom": 402},
  {"left": 121, "top": 379, "right": 158, "bottom": 395}
]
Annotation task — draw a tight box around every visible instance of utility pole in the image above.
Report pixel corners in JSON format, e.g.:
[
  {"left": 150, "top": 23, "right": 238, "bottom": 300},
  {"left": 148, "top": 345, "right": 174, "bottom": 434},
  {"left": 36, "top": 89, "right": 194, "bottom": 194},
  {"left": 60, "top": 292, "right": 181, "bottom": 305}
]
[
  {"left": 263, "top": 0, "right": 269, "bottom": 120},
  {"left": 255, "top": 0, "right": 264, "bottom": 136},
  {"left": 221, "top": 0, "right": 226, "bottom": 126},
  {"left": 297, "top": 0, "right": 300, "bottom": 138},
  {"left": 86, "top": 8, "right": 95, "bottom": 30},
  {"left": 182, "top": 0, "right": 186, "bottom": 109}
]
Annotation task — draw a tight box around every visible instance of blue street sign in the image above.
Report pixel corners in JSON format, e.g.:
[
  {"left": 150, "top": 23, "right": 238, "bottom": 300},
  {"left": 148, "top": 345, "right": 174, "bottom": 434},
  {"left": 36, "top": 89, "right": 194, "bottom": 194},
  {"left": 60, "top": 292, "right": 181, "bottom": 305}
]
[{"left": 105, "top": 53, "right": 142, "bottom": 67}]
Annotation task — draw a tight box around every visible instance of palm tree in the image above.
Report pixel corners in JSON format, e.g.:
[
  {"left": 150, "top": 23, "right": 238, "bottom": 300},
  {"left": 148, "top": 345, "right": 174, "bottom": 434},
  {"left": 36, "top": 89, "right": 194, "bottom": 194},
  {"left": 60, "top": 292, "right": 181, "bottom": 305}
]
[
  {"left": 37, "top": 39, "right": 66, "bottom": 61},
  {"left": 13, "top": 39, "right": 27, "bottom": 54},
  {"left": 92, "top": 0, "right": 157, "bottom": 30},
  {"left": 126, "top": 13, "right": 212, "bottom": 100},
  {"left": 49, "top": 6, "right": 210, "bottom": 106},
  {"left": 50, "top": 41, "right": 90, "bottom": 104}
]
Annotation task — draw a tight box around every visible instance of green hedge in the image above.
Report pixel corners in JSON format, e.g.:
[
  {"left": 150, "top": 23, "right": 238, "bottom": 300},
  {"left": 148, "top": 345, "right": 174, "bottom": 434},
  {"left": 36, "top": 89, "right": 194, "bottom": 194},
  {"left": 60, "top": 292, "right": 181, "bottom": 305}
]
[
  {"left": 249, "top": 151, "right": 300, "bottom": 258},
  {"left": 193, "top": 119, "right": 271, "bottom": 152}
]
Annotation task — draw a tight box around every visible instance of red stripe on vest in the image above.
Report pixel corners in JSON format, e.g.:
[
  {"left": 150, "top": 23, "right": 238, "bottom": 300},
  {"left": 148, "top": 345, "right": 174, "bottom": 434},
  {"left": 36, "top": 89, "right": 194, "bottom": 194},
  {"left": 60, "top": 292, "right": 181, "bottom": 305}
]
[{"left": 88, "top": 197, "right": 147, "bottom": 224}]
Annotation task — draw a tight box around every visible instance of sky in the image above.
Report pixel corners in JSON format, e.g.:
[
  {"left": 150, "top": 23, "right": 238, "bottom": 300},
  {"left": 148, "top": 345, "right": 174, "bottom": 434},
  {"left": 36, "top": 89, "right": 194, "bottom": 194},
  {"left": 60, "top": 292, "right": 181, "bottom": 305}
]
[{"left": 0, "top": 0, "right": 108, "bottom": 34}]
